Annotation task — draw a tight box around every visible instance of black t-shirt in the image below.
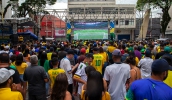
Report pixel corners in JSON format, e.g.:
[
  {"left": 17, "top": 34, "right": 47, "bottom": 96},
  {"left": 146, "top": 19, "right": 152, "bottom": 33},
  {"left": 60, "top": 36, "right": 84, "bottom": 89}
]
[
  {"left": 155, "top": 51, "right": 166, "bottom": 59},
  {"left": 4, "top": 67, "right": 20, "bottom": 84},
  {"left": 23, "top": 65, "right": 48, "bottom": 95}
]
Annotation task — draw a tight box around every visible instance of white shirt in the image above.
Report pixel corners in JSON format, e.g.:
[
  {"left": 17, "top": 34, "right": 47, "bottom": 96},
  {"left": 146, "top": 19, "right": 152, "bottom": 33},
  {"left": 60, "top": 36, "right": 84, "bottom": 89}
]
[
  {"left": 104, "top": 63, "right": 130, "bottom": 100},
  {"left": 138, "top": 57, "right": 153, "bottom": 79},
  {"left": 74, "top": 63, "right": 87, "bottom": 94},
  {"left": 60, "top": 58, "right": 73, "bottom": 84}
]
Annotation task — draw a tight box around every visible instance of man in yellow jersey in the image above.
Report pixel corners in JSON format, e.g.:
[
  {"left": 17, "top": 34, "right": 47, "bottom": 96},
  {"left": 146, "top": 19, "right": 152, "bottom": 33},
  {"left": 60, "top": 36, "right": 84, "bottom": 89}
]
[
  {"left": 48, "top": 58, "right": 65, "bottom": 92},
  {"left": 92, "top": 47, "right": 105, "bottom": 74},
  {"left": 107, "top": 41, "right": 116, "bottom": 64},
  {"left": 161, "top": 52, "right": 172, "bottom": 88}
]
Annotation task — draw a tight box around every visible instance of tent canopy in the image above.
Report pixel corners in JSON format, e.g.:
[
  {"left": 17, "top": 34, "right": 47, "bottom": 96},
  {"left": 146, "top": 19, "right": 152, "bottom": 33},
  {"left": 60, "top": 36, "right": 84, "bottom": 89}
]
[{"left": 18, "top": 30, "right": 38, "bottom": 40}]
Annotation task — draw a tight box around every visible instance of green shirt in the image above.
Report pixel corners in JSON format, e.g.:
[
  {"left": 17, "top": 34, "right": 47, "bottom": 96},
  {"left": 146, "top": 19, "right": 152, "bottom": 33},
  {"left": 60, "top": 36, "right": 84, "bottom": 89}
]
[{"left": 38, "top": 60, "right": 50, "bottom": 72}]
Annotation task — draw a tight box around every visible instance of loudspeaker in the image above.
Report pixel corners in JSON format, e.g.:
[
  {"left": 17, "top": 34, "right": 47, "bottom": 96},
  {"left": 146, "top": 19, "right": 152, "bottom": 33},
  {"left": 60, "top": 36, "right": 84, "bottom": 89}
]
[
  {"left": 10, "top": 34, "right": 18, "bottom": 44},
  {"left": 42, "top": 36, "right": 46, "bottom": 42}
]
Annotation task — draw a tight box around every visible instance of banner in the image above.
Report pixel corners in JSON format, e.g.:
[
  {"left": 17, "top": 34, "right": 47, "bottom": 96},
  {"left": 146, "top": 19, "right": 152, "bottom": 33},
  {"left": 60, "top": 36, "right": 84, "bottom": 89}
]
[
  {"left": 55, "top": 29, "right": 65, "bottom": 36},
  {"left": 137, "top": 9, "right": 150, "bottom": 40},
  {"left": 67, "top": 22, "right": 71, "bottom": 34},
  {"left": 0, "top": 26, "right": 13, "bottom": 34},
  {"left": 110, "top": 21, "right": 115, "bottom": 40}
]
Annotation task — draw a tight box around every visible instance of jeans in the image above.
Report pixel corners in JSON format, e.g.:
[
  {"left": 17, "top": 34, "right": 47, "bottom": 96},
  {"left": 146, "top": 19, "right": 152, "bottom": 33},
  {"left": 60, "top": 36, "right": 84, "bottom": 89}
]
[{"left": 45, "top": 73, "right": 49, "bottom": 95}]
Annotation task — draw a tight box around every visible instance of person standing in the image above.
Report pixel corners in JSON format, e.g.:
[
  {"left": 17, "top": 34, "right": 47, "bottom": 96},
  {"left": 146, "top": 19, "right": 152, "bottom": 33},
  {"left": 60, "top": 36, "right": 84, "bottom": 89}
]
[
  {"left": 0, "top": 68, "right": 23, "bottom": 100},
  {"left": 13, "top": 54, "right": 28, "bottom": 99},
  {"left": 81, "top": 71, "right": 111, "bottom": 100},
  {"left": 126, "top": 59, "right": 172, "bottom": 100},
  {"left": 134, "top": 45, "right": 141, "bottom": 60},
  {"left": 125, "top": 56, "right": 141, "bottom": 86},
  {"left": 60, "top": 49, "right": 79, "bottom": 95},
  {"left": 48, "top": 57, "right": 65, "bottom": 92},
  {"left": 92, "top": 47, "right": 105, "bottom": 74},
  {"left": 104, "top": 49, "right": 130, "bottom": 100},
  {"left": 138, "top": 50, "right": 153, "bottom": 79},
  {"left": 51, "top": 73, "right": 72, "bottom": 100},
  {"left": 23, "top": 55, "right": 49, "bottom": 100},
  {"left": 0, "top": 53, "right": 23, "bottom": 96},
  {"left": 73, "top": 53, "right": 94, "bottom": 96}
]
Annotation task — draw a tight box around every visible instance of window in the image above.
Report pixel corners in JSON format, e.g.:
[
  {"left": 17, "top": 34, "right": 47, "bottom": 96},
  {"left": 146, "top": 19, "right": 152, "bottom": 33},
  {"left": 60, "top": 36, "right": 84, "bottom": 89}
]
[
  {"left": 125, "top": 20, "right": 129, "bottom": 25},
  {"left": 129, "top": 19, "right": 134, "bottom": 25},
  {"left": 120, "top": 20, "right": 125, "bottom": 25},
  {"left": 116, "top": 20, "right": 118, "bottom": 25}
]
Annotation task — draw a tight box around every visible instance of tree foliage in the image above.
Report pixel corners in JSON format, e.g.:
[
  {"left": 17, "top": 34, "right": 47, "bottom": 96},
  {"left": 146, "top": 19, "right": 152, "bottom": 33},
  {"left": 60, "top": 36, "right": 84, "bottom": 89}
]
[
  {"left": 1, "top": 0, "right": 56, "bottom": 19},
  {"left": 136, "top": 0, "right": 172, "bottom": 37}
]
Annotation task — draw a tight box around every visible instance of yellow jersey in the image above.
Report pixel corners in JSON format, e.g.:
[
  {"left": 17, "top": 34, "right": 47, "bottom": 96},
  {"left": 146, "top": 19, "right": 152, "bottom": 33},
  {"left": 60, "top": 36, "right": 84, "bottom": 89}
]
[
  {"left": 135, "top": 57, "right": 139, "bottom": 66},
  {"left": 107, "top": 46, "right": 116, "bottom": 53},
  {"left": 81, "top": 90, "right": 111, "bottom": 100},
  {"left": 0, "top": 88, "right": 23, "bottom": 100},
  {"left": 92, "top": 54, "right": 105, "bottom": 74},
  {"left": 99, "top": 52, "right": 108, "bottom": 62},
  {"left": 164, "top": 71, "right": 172, "bottom": 88},
  {"left": 48, "top": 68, "right": 65, "bottom": 88},
  {"left": 14, "top": 62, "right": 28, "bottom": 74},
  {"left": 47, "top": 52, "right": 52, "bottom": 60}
]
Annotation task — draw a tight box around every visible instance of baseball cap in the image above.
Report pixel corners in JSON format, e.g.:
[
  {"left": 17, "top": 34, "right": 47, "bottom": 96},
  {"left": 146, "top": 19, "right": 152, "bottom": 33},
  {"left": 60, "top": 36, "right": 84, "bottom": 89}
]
[
  {"left": 67, "top": 49, "right": 74, "bottom": 55},
  {"left": 151, "top": 59, "right": 172, "bottom": 72},
  {"left": 145, "top": 50, "right": 151, "bottom": 57},
  {"left": 0, "top": 68, "right": 15, "bottom": 84},
  {"left": 4, "top": 46, "right": 9, "bottom": 49},
  {"left": 140, "top": 49, "right": 145, "bottom": 53},
  {"left": 112, "top": 49, "right": 122, "bottom": 56},
  {"left": 164, "top": 46, "right": 171, "bottom": 53},
  {"left": 80, "top": 48, "right": 86, "bottom": 54}
]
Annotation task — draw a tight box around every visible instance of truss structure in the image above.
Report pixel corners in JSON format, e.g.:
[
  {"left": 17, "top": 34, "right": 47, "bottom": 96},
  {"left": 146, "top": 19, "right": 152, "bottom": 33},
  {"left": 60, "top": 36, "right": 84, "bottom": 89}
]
[{"left": 45, "top": 8, "right": 136, "bottom": 22}]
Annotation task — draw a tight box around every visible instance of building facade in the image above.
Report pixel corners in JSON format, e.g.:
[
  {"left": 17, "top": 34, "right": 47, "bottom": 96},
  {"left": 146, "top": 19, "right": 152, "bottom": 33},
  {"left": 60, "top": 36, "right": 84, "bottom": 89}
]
[
  {"left": 68, "top": 0, "right": 136, "bottom": 40},
  {"left": 165, "top": 5, "right": 172, "bottom": 38},
  {"left": 134, "top": 18, "right": 161, "bottom": 40}
]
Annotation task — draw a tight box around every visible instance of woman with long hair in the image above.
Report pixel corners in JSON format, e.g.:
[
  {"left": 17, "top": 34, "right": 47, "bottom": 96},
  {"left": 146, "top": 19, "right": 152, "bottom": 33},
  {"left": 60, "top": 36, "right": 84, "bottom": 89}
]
[
  {"left": 38, "top": 52, "right": 50, "bottom": 72},
  {"left": 128, "top": 52, "right": 139, "bottom": 66},
  {"left": 38, "top": 52, "right": 50, "bottom": 95},
  {"left": 81, "top": 71, "right": 110, "bottom": 100},
  {"left": 14, "top": 54, "right": 28, "bottom": 100},
  {"left": 51, "top": 73, "right": 72, "bottom": 100},
  {"left": 125, "top": 56, "right": 141, "bottom": 86}
]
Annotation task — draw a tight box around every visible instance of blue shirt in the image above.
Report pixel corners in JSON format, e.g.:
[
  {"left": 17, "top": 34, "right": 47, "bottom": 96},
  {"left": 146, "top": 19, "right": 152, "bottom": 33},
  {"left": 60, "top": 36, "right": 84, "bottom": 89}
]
[{"left": 126, "top": 78, "right": 172, "bottom": 100}]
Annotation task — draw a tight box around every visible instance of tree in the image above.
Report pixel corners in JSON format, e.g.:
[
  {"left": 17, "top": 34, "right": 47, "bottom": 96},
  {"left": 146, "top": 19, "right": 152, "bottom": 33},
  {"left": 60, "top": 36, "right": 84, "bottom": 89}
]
[
  {"left": 1, "top": 0, "right": 56, "bottom": 19},
  {"left": 136, "top": 0, "right": 172, "bottom": 37}
]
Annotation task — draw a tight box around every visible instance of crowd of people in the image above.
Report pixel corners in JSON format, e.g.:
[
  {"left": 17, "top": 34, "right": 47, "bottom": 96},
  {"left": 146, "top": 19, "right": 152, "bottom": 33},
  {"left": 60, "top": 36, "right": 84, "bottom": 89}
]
[{"left": 0, "top": 39, "right": 172, "bottom": 100}]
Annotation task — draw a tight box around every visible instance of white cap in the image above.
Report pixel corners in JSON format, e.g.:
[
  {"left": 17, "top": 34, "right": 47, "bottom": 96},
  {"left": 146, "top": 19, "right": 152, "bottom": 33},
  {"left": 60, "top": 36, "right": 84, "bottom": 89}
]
[
  {"left": 0, "top": 68, "right": 15, "bottom": 83},
  {"left": 4, "top": 46, "right": 9, "bottom": 49}
]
